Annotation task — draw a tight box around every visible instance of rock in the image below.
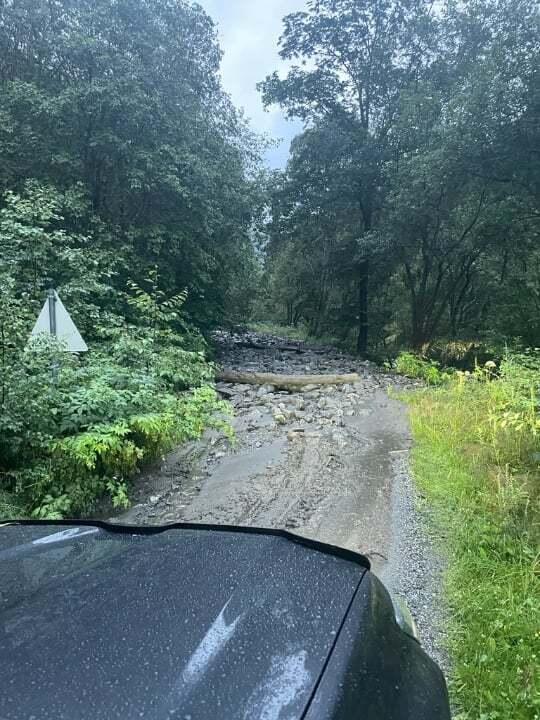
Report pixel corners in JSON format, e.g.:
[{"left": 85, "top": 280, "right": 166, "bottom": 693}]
[
  {"left": 275, "top": 407, "right": 296, "bottom": 421},
  {"left": 273, "top": 412, "right": 287, "bottom": 425},
  {"left": 301, "top": 384, "right": 319, "bottom": 393},
  {"left": 233, "top": 384, "right": 251, "bottom": 393},
  {"left": 149, "top": 495, "right": 160, "bottom": 504},
  {"left": 257, "top": 384, "right": 275, "bottom": 397},
  {"left": 215, "top": 386, "right": 235, "bottom": 399}
]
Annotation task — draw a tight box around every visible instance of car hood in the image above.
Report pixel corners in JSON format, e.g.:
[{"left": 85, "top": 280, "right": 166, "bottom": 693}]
[{"left": 0, "top": 522, "right": 368, "bottom": 720}]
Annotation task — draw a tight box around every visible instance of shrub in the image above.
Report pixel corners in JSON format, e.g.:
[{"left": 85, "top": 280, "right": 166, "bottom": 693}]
[
  {"left": 421, "top": 339, "right": 502, "bottom": 370},
  {"left": 0, "top": 299, "right": 231, "bottom": 519},
  {"left": 16, "top": 386, "right": 232, "bottom": 519},
  {"left": 394, "top": 351, "right": 450, "bottom": 385},
  {"left": 0, "top": 189, "right": 233, "bottom": 519}
]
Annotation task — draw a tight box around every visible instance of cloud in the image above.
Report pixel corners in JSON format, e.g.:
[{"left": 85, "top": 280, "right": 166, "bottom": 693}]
[{"left": 198, "top": 0, "right": 306, "bottom": 167}]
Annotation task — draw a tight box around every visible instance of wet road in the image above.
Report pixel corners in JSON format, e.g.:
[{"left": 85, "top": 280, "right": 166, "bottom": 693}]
[
  {"left": 117, "top": 330, "right": 448, "bottom": 668},
  {"left": 178, "top": 387, "right": 409, "bottom": 580}
]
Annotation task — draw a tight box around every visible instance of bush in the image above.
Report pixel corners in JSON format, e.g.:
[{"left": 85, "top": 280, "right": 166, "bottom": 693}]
[
  {"left": 23, "top": 386, "right": 231, "bottom": 519},
  {"left": 394, "top": 351, "right": 450, "bottom": 385},
  {"left": 0, "top": 286, "right": 231, "bottom": 519},
  {"left": 421, "top": 339, "right": 502, "bottom": 370},
  {"left": 0, "top": 186, "right": 234, "bottom": 520}
]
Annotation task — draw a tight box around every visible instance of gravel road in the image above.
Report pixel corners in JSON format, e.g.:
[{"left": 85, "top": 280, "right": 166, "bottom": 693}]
[{"left": 117, "top": 330, "right": 448, "bottom": 671}]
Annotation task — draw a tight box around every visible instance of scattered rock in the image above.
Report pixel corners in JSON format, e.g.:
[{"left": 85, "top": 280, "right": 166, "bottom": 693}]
[{"left": 215, "top": 386, "right": 235, "bottom": 399}]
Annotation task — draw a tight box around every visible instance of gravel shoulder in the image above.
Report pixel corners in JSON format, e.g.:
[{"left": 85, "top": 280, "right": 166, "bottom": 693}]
[{"left": 116, "top": 330, "right": 448, "bottom": 671}]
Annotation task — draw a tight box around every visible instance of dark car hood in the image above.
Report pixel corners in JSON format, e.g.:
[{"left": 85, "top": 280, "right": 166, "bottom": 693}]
[{"left": 0, "top": 522, "right": 368, "bottom": 720}]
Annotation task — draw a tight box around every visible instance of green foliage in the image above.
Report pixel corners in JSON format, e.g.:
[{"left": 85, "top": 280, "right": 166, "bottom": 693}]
[
  {"left": 404, "top": 352, "right": 539, "bottom": 719},
  {"left": 0, "top": 160, "right": 239, "bottom": 521},
  {"left": 0, "top": 0, "right": 263, "bottom": 332},
  {"left": 127, "top": 268, "right": 189, "bottom": 335},
  {"left": 0, "top": 200, "right": 233, "bottom": 518},
  {"left": 0, "top": 489, "right": 25, "bottom": 519},
  {"left": 0, "top": 182, "right": 122, "bottom": 339},
  {"left": 394, "top": 352, "right": 450, "bottom": 386},
  {"left": 9, "top": 386, "right": 231, "bottom": 520},
  {"left": 259, "top": 0, "right": 540, "bottom": 352}
]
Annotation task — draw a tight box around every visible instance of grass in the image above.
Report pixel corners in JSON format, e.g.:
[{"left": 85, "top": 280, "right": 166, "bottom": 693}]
[{"left": 403, "top": 358, "right": 539, "bottom": 720}]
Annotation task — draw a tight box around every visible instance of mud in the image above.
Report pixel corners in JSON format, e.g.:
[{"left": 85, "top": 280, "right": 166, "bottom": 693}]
[{"left": 116, "top": 330, "right": 447, "bottom": 670}]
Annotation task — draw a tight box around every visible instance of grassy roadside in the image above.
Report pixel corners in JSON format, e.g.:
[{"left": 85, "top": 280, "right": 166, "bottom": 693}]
[{"left": 403, "top": 358, "right": 539, "bottom": 719}]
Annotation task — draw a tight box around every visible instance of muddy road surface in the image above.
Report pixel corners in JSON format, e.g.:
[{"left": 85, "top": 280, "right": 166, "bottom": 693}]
[{"left": 117, "top": 330, "right": 447, "bottom": 667}]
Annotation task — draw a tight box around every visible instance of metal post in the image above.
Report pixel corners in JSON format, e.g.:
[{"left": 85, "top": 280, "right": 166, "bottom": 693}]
[
  {"left": 47, "top": 289, "right": 59, "bottom": 382},
  {"left": 47, "top": 289, "right": 57, "bottom": 336}
]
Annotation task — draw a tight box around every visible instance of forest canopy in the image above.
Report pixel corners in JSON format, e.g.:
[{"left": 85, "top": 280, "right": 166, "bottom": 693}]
[
  {"left": 0, "top": 0, "right": 263, "bottom": 332},
  {"left": 258, "top": 0, "right": 540, "bottom": 354}
]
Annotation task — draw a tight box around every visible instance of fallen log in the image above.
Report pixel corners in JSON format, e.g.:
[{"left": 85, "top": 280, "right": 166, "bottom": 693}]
[{"left": 216, "top": 370, "right": 360, "bottom": 390}]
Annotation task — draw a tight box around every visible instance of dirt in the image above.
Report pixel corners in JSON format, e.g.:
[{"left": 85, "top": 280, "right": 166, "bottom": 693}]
[{"left": 115, "top": 330, "right": 448, "bottom": 670}]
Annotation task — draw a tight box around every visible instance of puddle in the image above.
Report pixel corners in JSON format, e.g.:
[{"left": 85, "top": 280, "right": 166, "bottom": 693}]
[{"left": 202, "top": 438, "right": 287, "bottom": 490}]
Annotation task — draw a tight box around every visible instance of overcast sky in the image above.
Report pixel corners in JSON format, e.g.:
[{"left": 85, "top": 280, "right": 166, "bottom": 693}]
[{"left": 198, "top": 0, "right": 306, "bottom": 168}]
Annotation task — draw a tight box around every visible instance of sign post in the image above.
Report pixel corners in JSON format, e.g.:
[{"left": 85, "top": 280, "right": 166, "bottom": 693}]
[{"left": 47, "top": 289, "right": 57, "bottom": 337}]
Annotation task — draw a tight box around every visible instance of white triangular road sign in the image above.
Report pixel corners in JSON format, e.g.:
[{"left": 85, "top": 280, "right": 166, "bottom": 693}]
[{"left": 31, "top": 291, "right": 88, "bottom": 352}]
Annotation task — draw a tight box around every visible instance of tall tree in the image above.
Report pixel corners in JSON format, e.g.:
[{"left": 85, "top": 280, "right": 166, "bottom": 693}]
[{"left": 259, "top": 0, "right": 437, "bottom": 352}]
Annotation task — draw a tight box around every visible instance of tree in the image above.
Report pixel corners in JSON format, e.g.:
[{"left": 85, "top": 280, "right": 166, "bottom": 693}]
[
  {"left": 259, "top": 0, "right": 437, "bottom": 352},
  {"left": 261, "top": 0, "right": 540, "bottom": 350},
  {"left": 0, "top": 0, "right": 263, "bottom": 327}
]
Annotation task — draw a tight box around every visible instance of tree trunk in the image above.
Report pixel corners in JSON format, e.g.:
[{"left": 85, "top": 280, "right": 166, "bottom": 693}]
[
  {"left": 286, "top": 301, "right": 293, "bottom": 326},
  {"left": 356, "top": 259, "right": 369, "bottom": 354},
  {"left": 216, "top": 371, "right": 359, "bottom": 390},
  {"left": 410, "top": 298, "right": 431, "bottom": 350}
]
